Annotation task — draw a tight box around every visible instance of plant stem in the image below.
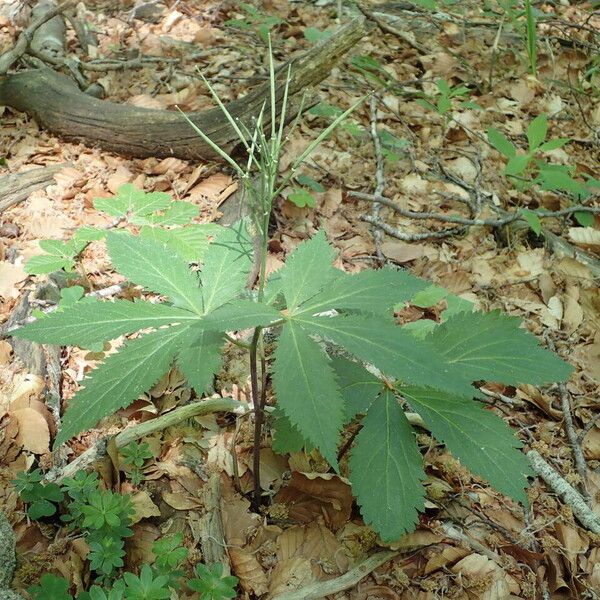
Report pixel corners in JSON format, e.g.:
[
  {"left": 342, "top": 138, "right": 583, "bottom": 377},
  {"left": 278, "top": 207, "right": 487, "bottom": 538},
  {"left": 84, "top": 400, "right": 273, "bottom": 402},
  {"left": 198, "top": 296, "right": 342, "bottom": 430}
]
[{"left": 250, "top": 326, "right": 264, "bottom": 511}]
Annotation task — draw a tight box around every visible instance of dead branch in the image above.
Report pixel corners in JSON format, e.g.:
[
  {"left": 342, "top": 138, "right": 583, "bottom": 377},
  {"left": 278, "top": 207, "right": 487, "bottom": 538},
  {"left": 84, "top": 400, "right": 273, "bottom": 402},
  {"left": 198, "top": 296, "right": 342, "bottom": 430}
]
[
  {"left": 357, "top": 1, "right": 428, "bottom": 53},
  {"left": 527, "top": 450, "right": 600, "bottom": 534},
  {"left": 43, "top": 397, "right": 247, "bottom": 484},
  {"left": 0, "top": 17, "right": 369, "bottom": 161},
  {"left": 0, "top": 164, "right": 66, "bottom": 213},
  {"left": 271, "top": 550, "right": 400, "bottom": 600}
]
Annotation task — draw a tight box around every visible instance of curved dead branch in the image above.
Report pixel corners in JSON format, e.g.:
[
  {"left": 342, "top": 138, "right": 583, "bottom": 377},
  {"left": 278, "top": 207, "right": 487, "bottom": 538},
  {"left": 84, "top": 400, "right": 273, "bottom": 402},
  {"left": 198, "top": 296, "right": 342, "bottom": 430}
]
[{"left": 0, "top": 17, "right": 368, "bottom": 161}]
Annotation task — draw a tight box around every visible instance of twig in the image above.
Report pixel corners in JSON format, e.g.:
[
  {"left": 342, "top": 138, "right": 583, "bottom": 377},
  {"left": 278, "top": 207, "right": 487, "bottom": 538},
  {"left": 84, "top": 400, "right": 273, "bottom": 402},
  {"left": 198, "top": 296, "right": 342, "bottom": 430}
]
[
  {"left": 352, "top": 191, "right": 600, "bottom": 226},
  {"left": 558, "top": 383, "right": 591, "bottom": 505},
  {"left": 577, "top": 413, "right": 600, "bottom": 446},
  {"left": 526, "top": 450, "right": 600, "bottom": 534},
  {"left": 270, "top": 550, "right": 400, "bottom": 600},
  {"left": 368, "top": 95, "right": 385, "bottom": 262},
  {"left": 362, "top": 214, "right": 467, "bottom": 241},
  {"left": 356, "top": 2, "right": 428, "bottom": 53},
  {"left": 0, "top": 0, "right": 74, "bottom": 74},
  {"left": 44, "top": 397, "right": 247, "bottom": 483},
  {"left": 439, "top": 521, "right": 503, "bottom": 564}
]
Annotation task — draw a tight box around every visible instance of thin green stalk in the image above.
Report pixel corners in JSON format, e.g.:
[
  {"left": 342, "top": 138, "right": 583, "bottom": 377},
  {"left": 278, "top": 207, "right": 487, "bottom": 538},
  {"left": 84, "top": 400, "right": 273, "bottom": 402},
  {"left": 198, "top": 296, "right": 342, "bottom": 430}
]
[
  {"left": 525, "top": 0, "right": 537, "bottom": 76},
  {"left": 274, "top": 95, "right": 368, "bottom": 197}
]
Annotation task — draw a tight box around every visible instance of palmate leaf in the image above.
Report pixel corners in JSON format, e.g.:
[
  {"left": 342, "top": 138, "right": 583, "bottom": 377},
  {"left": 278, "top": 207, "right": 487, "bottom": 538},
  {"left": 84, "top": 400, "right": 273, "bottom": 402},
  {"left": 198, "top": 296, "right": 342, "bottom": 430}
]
[
  {"left": 296, "top": 314, "right": 474, "bottom": 397},
  {"left": 94, "top": 184, "right": 171, "bottom": 220},
  {"left": 331, "top": 356, "right": 383, "bottom": 421},
  {"left": 349, "top": 389, "right": 426, "bottom": 541},
  {"left": 176, "top": 328, "right": 223, "bottom": 394},
  {"left": 12, "top": 299, "right": 199, "bottom": 347},
  {"left": 200, "top": 222, "right": 253, "bottom": 314},
  {"left": 401, "top": 387, "right": 532, "bottom": 504},
  {"left": 107, "top": 232, "right": 203, "bottom": 314},
  {"left": 54, "top": 325, "right": 188, "bottom": 447},
  {"left": 280, "top": 231, "right": 338, "bottom": 312},
  {"left": 139, "top": 224, "right": 221, "bottom": 262},
  {"left": 271, "top": 407, "right": 312, "bottom": 454},
  {"left": 426, "top": 310, "right": 573, "bottom": 385},
  {"left": 141, "top": 200, "right": 200, "bottom": 226},
  {"left": 199, "top": 300, "right": 281, "bottom": 331},
  {"left": 272, "top": 320, "right": 344, "bottom": 467},
  {"left": 295, "top": 267, "right": 429, "bottom": 316}
]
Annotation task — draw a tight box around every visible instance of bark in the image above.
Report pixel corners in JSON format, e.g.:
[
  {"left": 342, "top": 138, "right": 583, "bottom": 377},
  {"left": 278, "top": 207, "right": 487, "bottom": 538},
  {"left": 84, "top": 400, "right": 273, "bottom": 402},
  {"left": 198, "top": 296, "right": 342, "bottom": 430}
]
[
  {"left": 0, "top": 17, "right": 368, "bottom": 161},
  {"left": 0, "top": 163, "right": 66, "bottom": 212}
]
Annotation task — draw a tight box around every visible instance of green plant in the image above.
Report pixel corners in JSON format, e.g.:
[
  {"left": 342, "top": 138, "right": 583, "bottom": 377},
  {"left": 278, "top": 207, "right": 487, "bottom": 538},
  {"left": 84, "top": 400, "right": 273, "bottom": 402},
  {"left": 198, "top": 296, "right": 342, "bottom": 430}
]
[
  {"left": 152, "top": 534, "right": 189, "bottom": 585},
  {"left": 487, "top": 114, "right": 595, "bottom": 226},
  {"left": 494, "top": 0, "right": 542, "bottom": 75},
  {"left": 13, "top": 48, "right": 574, "bottom": 545},
  {"left": 187, "top": 563, "right": 238, "bottom": 600},
  {"left": 25, "top": 184, "right": 219, "bottom": 278},
  {"left": 25, "top": 238, "right": 89, "bottom": 276},
  {"left": 524, "top": 0, "right": 537, "bottom": 76},
  {"left": 120, "top": 441, "right": 153, "bottom": 485},
  {"left": 12, "top": 469, "right": 64, "bottom": 519},
  {"left": 417, "top": 78, "right": 480, "bottom": 119},
  {"left": 224, "top": 3, "right": 284, "bottom": 42},
  {"left": 288, "top": 174, "right": 325, "bottom": 208},
  {"left": 119, "top": 565, "right": 170, "bottom": 600},
  {"left": 78, "top": 586, "right": 124, "bottom": 600},
  {"left": 15, "top": 470, "right": 134, "bottom": 581},
  {"left": 28, "top": 573, "right": 72, "bottom": 600}
]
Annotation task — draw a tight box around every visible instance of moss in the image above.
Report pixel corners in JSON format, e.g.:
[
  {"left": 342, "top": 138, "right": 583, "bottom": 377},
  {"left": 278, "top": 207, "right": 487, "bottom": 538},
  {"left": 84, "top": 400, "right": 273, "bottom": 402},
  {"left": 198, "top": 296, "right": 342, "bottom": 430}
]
[
  {"left": 0, "top": 511, "right": 24, "bottom": 599},
  {"left": 0, "top": 511, "right": 17, "bottom": 588}
]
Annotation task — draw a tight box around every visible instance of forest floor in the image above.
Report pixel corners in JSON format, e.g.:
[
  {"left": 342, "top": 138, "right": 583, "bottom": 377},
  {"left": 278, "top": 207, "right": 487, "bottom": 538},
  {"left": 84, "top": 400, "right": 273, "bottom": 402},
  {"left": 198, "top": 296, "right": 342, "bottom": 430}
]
[{"left": 1, "top": 0, "right": 600, "bottom": 598}]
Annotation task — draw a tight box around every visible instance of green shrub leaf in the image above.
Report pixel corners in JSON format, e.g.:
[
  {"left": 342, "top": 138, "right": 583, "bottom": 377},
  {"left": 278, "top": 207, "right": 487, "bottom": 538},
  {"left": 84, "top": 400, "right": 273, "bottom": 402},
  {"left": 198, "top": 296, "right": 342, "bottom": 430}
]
[
  {"left": 139, "top": 224, "right": 220, "bottom": 262},
  {"left": 200, "top": 300, "right": 281, "bottom": 331},
  {"left": 349, "top": 389, "right": 426, "bottom": 541},
  {"left": 426, "top": 310, "right": 573, "bottom": 384},
  {"left": 107, "top": 232, "right": 203, "bottom": 314},
  {"left": 177, "top": 329, "right": 223, "bottom": 394},
  {"left": 94, "top": 184, "right": 171, "bottom": 220},
  {"left": 272, "top": 321, "right": 344, "bottom": 467},
  {"left": 296, "top": 267, "right": 429, "bottom": 316},
  {"left": 526, "top": 114, "right": 548, "bottom": 150},
  {"left": 487, "top": 128, "right": 516, "bottom": 158},
  {"left": 280, "top": 231, "right": 337, "bottom": 312},
  {"left": 331, "top": 356, "right": 383, "bottom": 421},
  {"left": 12, "top": 299, "right": 198, "bottom": 347},
  {"left": 200, "top": 222, "right": 253, "bottom": 313},
  {"left": 297, "top": 314, "right": 474, "bottom": 396},
  {"left": 401, "top": 387, "right": 532, "bottom": 504},
  {"left": 55, "top": 326, "right": 187, "bottom": 447},
  {"left": 271, "top": 407, "right": 312, "bottom": 454}
]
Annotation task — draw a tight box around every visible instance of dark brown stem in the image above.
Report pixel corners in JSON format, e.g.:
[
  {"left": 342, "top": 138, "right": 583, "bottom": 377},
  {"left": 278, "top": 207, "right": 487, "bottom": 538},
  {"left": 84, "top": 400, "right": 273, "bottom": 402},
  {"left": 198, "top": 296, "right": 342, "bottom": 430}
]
[
  {"left": 250, "top": 327, "right": 264, "bottom": 512},
  {"left": 337, "top": 424, "right": 362, "bottom": 462}
]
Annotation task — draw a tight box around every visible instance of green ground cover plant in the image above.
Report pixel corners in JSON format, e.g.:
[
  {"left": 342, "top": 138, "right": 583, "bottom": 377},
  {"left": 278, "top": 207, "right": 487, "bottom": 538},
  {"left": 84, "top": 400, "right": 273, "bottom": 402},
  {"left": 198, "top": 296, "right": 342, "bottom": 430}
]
[{"left": 16, "top": 472, "right": 237, "bottom": 599}]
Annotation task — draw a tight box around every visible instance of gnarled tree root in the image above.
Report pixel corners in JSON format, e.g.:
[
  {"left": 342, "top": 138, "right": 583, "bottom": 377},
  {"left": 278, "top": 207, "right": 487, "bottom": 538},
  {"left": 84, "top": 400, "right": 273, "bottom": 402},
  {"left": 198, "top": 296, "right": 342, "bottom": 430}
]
[{"left": 0, "top": 17, "right": 368, "bottom": 161}]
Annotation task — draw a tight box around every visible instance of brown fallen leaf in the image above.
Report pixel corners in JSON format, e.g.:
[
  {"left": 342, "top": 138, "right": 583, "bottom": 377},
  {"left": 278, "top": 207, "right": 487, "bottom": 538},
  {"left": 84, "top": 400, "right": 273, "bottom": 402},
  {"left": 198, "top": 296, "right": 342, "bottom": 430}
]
[
  {"left": 11, "top": 407, "right": 50, "bottom": 454},
  {"left": 229, "top": 547, "right": 269, "bottom": 596}
]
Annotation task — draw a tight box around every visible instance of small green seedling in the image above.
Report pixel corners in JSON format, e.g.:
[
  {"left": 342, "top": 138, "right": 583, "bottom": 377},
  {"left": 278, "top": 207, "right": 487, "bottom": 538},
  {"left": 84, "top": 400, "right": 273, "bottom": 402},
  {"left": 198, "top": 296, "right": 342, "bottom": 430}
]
[
  {"left": 12, "top": 469, "right": 64, "bottom": 519},
  {"left": 120, "top": 441, "right": 154, "bottom": 485},
  {"left": 187, "top": 563, "right": 239, "bottom": 600},
  {"left": 488, "top": 114, "right": 594, "bottom": 226},
  {"left": 288, "top": 174, "right": 325, "bottom": 208},
  {"left": 224, "top": 3, "right": 284, "bottom": 42},
  {"left": 417, "top": 79, "right": 480, "bottom": 118}
]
